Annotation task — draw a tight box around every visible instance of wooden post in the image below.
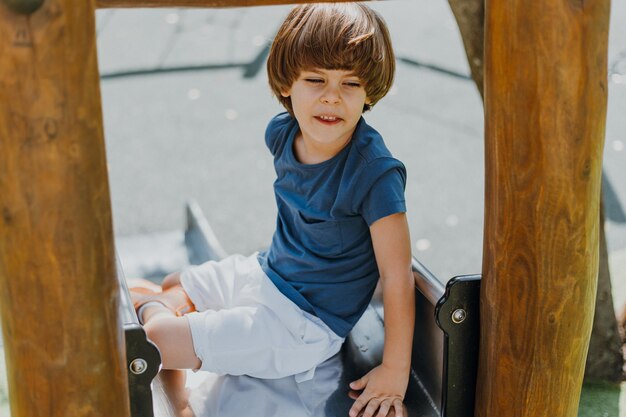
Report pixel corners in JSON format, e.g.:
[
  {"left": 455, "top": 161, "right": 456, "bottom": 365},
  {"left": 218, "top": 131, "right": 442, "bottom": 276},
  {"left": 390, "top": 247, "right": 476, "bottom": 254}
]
[
  {"left": 0, "top": 1, "right": 130, "bottom": 416},
  {"left": 476, "top": 0, "right": 610, "bottom": 416}
]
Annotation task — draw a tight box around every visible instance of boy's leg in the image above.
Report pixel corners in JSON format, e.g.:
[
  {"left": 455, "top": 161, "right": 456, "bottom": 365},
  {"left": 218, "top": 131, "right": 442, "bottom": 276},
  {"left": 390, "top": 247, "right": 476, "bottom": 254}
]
[
  {"left": 140, "top": 304, "right": 202, "bottom": 370},
  {"left": 140, "top": 303, "right": 201, "bottom": 417},
  {"left": 159, "top": 369, "right": 196, "bottom": 417},
  {"left": 177, "top": 253, "right": 344, "bottom": 379}
]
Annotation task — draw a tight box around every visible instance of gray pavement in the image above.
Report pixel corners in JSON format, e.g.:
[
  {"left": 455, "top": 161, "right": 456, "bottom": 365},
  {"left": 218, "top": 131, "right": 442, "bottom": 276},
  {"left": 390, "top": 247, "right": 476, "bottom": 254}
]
[
  {"left": 98, "top": 1, "right": 486, "bottom": 283},
  {"left": 96, "top": 1, "right": 626, "bottom": 288}
]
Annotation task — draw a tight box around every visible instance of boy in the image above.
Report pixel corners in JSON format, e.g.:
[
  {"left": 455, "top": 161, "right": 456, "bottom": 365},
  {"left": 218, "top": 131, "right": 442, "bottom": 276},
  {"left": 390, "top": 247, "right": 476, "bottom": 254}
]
[{"left": 132, "top": 4, "right": 415, "bottom": 417}]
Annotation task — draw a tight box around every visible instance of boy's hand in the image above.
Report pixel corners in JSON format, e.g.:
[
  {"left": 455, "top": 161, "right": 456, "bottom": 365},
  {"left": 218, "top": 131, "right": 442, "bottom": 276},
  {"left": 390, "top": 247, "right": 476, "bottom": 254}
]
[{"left": 348, "top": 363, "right": 409, "bottom": 417}]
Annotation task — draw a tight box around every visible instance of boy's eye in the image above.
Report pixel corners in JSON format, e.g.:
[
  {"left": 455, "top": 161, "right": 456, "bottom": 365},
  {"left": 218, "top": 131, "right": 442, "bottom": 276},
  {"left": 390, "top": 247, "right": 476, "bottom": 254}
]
[
  {"left": 344, "top": 81, "right": 362, "bottom": 88},
  {"left": 305, "top": 78, "right": 324, "bottom": 84}
]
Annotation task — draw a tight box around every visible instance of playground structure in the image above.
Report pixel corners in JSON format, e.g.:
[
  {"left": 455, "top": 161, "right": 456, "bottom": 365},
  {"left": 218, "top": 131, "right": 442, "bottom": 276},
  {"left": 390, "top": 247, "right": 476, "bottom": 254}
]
[{"left": 0, "top": 0, "right": 611, "bottom": 416}]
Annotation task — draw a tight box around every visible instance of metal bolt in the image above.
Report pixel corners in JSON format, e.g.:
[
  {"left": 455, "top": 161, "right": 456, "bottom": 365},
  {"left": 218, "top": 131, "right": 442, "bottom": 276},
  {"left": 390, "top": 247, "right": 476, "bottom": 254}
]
[
  {"left": 451, "top": 309, "right": 467, "bottom": 324},
  {"left": 129, "top": 358, "right": 148, "bottom": 375}
]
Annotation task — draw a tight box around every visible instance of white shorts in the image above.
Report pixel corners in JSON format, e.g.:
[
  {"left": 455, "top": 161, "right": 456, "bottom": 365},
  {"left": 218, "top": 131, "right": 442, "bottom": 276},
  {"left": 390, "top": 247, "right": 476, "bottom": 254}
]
[{"left": 180, "top": 253, "right": 344, "bottom": 382}]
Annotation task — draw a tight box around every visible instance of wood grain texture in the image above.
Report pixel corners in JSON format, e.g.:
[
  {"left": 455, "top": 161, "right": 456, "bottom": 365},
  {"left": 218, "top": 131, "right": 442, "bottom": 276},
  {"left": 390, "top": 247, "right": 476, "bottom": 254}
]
[
  {"left": 96, "top": 0, "right": 348, "bottom": 8},
  {"left": 476, "top": 0, "right": 610, "bottom": 416},
  {"left": 0, "top": 1, "right": 130, "bottom": 416}
]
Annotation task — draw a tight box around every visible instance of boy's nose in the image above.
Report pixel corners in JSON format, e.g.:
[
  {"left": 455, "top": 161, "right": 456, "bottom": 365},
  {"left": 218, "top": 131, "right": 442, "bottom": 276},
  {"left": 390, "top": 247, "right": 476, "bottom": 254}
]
[
  {"left": 320, "top": 86, "right": 341, "bottom": 104},
  {"left": 321, "top": 97, "right": 339, "bottom": 104}
]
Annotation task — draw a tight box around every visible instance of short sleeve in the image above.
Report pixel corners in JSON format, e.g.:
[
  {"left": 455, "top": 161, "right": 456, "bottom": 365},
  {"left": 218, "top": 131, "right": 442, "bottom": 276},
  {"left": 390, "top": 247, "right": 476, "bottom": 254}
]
[
  {"left": 265, "top": 112, "right": 292, "bottom": 156},
  {"left": 360, "top": 167, "right": 407, "bottom": 226}
]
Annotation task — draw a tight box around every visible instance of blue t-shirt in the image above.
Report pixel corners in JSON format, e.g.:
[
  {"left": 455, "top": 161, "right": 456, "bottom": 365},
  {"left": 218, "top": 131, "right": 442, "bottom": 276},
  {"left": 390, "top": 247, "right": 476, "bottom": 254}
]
[{"left": 257, "top": 112, "right": 406, "bottom": 337}]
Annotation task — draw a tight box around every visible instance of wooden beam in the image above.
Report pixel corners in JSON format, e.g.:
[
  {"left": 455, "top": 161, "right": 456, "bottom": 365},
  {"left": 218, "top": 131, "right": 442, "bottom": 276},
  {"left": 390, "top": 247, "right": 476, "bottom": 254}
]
[
  {"left": 95, "top": 0, "right": 344, "bottom": 8},
  {"left": 0, "top": 1, "right": 130, "bottom": 416},
  {"left": 476, "top": 0, "right": 610, "bottom": 416}
]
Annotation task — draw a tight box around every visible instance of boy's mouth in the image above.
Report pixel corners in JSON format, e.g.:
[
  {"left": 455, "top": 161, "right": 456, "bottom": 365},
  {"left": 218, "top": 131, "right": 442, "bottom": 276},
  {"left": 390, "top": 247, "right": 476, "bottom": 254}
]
[{"left": 315, "top": 115, "right": 342, "bottom": 125}]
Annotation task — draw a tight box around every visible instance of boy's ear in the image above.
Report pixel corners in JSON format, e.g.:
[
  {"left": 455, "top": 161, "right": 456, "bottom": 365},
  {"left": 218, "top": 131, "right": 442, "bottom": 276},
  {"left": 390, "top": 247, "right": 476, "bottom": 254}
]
[
  {"left": 280, "top": 90, "right": 291, "bottom": 98},
  {"left": 365, "top": 97, "right": 372, "bottom": 105}
]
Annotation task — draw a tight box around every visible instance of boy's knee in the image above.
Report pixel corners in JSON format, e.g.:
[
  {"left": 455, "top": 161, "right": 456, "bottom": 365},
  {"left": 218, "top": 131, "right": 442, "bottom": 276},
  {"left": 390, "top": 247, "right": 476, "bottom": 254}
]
[
  {"left": 162, "top": 271, "right": 182, "bottom": 289},
  {"left": 144, "top": 317, "right": 170, "bottom": 348},
  {"left": 144, "top": 316, "right": 200, "bottom": 370}
]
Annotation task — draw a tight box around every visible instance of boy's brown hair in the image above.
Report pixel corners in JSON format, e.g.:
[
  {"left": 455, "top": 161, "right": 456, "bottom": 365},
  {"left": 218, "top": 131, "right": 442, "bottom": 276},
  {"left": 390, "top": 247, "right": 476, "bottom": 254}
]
[{"left": 267, "top": 3, "right": 395, "bottom": 115}]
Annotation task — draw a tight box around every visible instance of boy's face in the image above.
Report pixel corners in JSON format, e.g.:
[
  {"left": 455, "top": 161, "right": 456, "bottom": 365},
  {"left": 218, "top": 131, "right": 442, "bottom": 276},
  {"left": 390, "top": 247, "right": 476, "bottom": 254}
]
[{"left": 281, "top": 69, "right": 371, "bottom": 149}]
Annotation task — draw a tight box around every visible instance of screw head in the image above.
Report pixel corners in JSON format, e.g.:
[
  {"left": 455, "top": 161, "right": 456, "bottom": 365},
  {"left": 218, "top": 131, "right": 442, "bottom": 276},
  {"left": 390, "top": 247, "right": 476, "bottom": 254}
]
[
  {"left": 129, "top": 358, "right": 148, "bottom": 375},
  {"left": 451, "top": 309, "right": 467, "bottom": 324}
]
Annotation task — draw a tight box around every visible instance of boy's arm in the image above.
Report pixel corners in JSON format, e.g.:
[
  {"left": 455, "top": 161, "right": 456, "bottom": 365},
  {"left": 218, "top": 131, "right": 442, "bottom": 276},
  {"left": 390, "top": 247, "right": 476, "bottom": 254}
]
[{"left": 349, "top": 212, "right": 415, "bottom": 417}]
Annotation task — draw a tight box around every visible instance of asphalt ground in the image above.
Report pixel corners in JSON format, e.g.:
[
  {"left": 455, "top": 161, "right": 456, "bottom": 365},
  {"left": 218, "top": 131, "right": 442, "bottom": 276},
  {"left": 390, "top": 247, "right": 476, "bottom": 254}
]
[
  {"left": 97, "top": 1, "right": 626, "bottom": 289},
  {"left": 98, "top": 1, "right": 486, "bottom": 284}
]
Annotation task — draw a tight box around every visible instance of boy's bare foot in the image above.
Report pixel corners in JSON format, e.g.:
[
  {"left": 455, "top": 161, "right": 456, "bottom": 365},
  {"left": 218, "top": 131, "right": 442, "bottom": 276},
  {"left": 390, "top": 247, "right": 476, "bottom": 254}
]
[
  {"left": 178, "top": 406, "right": 195, "bottom": 417},
  {"left": 130, "top": 285, "right": 196, "bottom": 317}
]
